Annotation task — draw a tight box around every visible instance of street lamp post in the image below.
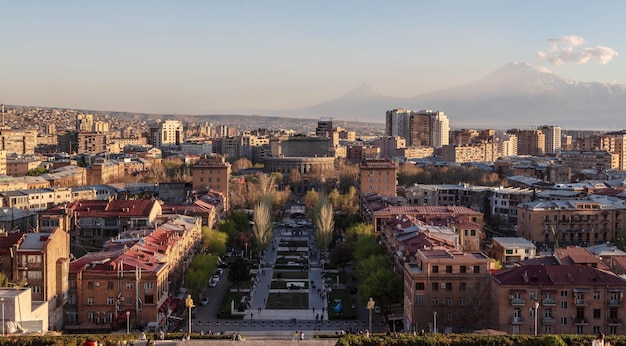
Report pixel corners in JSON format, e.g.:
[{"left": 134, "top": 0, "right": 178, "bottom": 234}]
[
  {"left": 433, "top": 311, "right": 437, "bottom": 334},
  {"left": 125, "top": 311, "right": 130, "bottom": 334},
  {"left": 185, "top": 294, "right": 194, "bottom": 337},
  {"left": 366, "top": 297, "right": 375, "bottom": 334},
  {"left": 534, "top": 300, "right": 540, "bottom": 336},
  {"left": 1, "top": 297, "right": 4, "bottom": 337}
]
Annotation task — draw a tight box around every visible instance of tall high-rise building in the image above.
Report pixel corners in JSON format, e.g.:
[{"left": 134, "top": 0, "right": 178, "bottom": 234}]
[
  {"left": 429, "top": 110, "right": 449, "bottom": 148},
  {"left": 601, "top": 130, "right": 626, "bottom": 170},
  {"left": 149, "top": 120, "right": 184, "bottom": 148},
  {"left": 76, "top": 114, "right": 94, "bottom": 132},
  {"left": 540, "top": 125, "right": 561, "bottom": 154},
  {"left": 511, "top": 129, "right": 545, "bottom": 156},
  {"left": 385, "top": 109, "right": 450, "bottom": 148}
]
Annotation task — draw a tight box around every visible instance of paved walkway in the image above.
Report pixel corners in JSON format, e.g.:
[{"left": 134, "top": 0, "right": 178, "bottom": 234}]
[{"left": 245, "top": 222, "right": 329, "bottom": 322}]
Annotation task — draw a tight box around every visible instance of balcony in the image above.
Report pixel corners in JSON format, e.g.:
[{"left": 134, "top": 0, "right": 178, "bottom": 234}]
[
  {"left": 510, "top": 317, "right": 525, "bottom": 324},
  {"left": 542, "top": 317, "right": 556, "bottom": 324},
  {"left": 542, "top": 298, "right": 557, "bottom": 306},
  {"left": 574, "top": 318, "right": 589, "bottom": 325},
  {"left": 574, "top": 299, "right": 589, "bottom": 306},
  {"left": 607, "top": 318, "right": 623, "bottom": 326},
  {"left": 608, "top": 299, "right": 622, "bottom": 307},
  {"left": 510, "top": 298, "right": 526, "bottom": 306}
]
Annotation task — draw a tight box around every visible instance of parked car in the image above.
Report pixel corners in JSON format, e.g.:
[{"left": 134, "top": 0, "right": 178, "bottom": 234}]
[
  {"left": 215, "top": 269, "right": 224, "bottom": 276},
  {"left": 201, "top": 297, "right": 209, "bottom": 306},
  {"left": 209, "top": 278, "right": 219, "bottom": 287}
]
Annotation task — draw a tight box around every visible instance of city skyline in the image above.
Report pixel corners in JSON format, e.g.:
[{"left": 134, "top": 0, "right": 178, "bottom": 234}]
[{"left": 1, "top": 1, "right": 624, "bottom": 117}]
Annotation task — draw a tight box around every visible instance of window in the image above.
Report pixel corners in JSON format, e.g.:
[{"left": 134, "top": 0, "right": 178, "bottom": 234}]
[
  {"left": 459, "top": 282, "right": 467, "bottom": 291},
  {"left": 460, "top": 266, "right": 467, "bottom": 273},
  {"left": 107, "top": 297, "right": 114, "bottom": 305},
  {"left": 529, "top": 290, "right": 537, "bottom": 300},
  {"left": 415, "top": 295, "right": 424, "bottom": 305},
  {"left": 446, "top": 298, "right": 453, "bottom": 306},
  {"left": 432, "top": 282, "right": 439, "bottom": 291},
  {"left": 560, "top": 317, "right": 568, "bottom": 326},
  {"left": 126, "top": 282, "right": 133, "bottom": 290},
  {"left": 561, "top": 290, "right": 568, "bottom": 297},
  {"left": 432, "top": 265, "right": 439, "bottom": 273},
  {"left": 460, "top": 298, "right": 466, "bottom": 306},
  {"left": 593, "top": 309, "right": 601, "bottom": 319},
  {"left": 432, "top": 298, "right": 438, "bottom": 306},
  {"left": 88, "top": 312, "right": 94, "bottom": 323},
  {"left": 107, "top": 282, "right": 114, "bottom": 290},
  {"left": 471, "top": 230, "right": 476, "bottom": 236},
  {"left": 446, "top": 266, "right": 452, "bottom": 273},
  {"left": 445, "top": 283, "right": 452, "bottom": 291},
  {"left": 27, "top": 271, "right": 42, "bottom": 279},
  {"left": 144, "top": 282, "right": 154, "bottom": 290},
  {"left": 594, "top": 291, "right": 601, "bottom": 300},
  {"left": 87, "top": 297, "right": 94, "bottom": 305},
  {"left": 473, "top": 266, "right": 480, "bottom": 273},
  {"left": 32, "top": 286, "right": 42, "bottom": 294},
  {"left": 561, "top": 301, "right": 568, "bottom": 310},
  {"left": 415, "top": 282, "right": 425, "bottom": 290}
]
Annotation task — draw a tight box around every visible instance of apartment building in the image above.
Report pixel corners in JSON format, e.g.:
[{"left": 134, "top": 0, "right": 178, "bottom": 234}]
[
  {"left": 492, "top": 265, "right": 626, "bottom": 335},
  {"left": 489, "top": 237, "right": 537, "bottom": 266},
  {"left": 77, "top": 132, "right": 107, "bottom": 155},
  {"left": 559, "top": 150, "right": 619, "bottom": 172},
  {"left": 540, "top": 125, "right": 562, "bottom": 155},
  {"left": 515, "top": 198, "right": 626, "bottom": 248},
  {"left": 0, "top": 129, "right": 37, "bottom": 155},
  {"left": 66, "top": 199, "right": 162, "bottom": 244},
  {"left": 358, "top": 159, "right": 397, "bottom": 197},
  {"left": 191, "top": 156, "right": 231, "bottom": 210},
  {"left": 86, "top": 159, "right": 124, "bottom": 185},
  {"left": 600, "top": 131, "right": 626, "bottom": 170},
  {"left": 15, "top": 229, "right": 70, "bottom": 330},
  {"left": 6, "top": 158, "right": 42, "bottom": 176},
  {"left": 440, "top": 142, "right": 500, "bottom": 163},
  {"left": 149, "top": 120, "right": 184, "bottom": 149},
  {"left": 403, "top": 249, "right": 492, "bottom": 334},
  {"left": 512, "top": 130, "right": 546, "bottom": 156}
]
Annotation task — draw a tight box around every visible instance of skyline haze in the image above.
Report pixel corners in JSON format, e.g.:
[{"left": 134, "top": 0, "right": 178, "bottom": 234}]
[{"left": 1, "top": 1, "right": 624, "bottom": 120}]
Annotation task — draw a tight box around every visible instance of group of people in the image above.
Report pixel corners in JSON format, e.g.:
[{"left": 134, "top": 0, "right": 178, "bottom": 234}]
[{"left": 292, "top": 331, "right": 305, "bottom": 340}]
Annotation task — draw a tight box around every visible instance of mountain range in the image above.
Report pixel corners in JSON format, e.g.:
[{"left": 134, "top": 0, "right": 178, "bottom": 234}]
[{"left": 267, "top": 62, "right": 626, "bottom": 130}]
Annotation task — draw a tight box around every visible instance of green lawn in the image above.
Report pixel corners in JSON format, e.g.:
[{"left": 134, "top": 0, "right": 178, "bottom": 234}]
[{"left": 266, "top": 293, "right": 309, "bottom": 309}]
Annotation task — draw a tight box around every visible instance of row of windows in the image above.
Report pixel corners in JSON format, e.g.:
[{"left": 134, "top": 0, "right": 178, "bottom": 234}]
[
  {"left": 87, "top": 294, "right": 155, "bottom": 305},
  {"left": 415, "top": 281, "right": 480, "bottom": 291},
  {"left": 88, "top": 281, "right": 155, "bottom": 290},
  {"left": 431, "top": 265, "right": 481, "bottom": 274},
  {"left": 199, "top": 177, "right": 221, "bottom": 183}
]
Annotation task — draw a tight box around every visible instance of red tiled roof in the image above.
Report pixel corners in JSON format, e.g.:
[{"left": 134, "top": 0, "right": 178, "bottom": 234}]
[
  {"left": 67, "top": 199, "right": 157, "bottom": 218},
  {"left": 375, "top": 205, "right": 481, "bottom": 215},
  {"left": 492, "top": 265, "right": 626, "bottom": 287}
]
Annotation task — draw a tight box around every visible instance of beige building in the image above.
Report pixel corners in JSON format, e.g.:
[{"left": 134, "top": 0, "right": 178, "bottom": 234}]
[
  {"left": 191, "top": 156, "right": 231, "bottom": 210},
  {"left": 440, "top": 142, "right": 500, "bottom": 163},
  {"left": 559, "top": 150, "right": 619, "bottom": 172},
  {"left": 0, "top": 129, "right": 37, "bottom": 155},
  {"left": 515, "top": 198, "right": 626, "bottom": 248},
  {"left": 403, "top": 249, "right": 492, "bottom": 333},
  {"left": 600, "top": 131, "right": 626, "bottom": 170},
  {"left": 359, "top": 159, "right": 397, "bottom": 197},
  {"left": 0, "top": 288, "right": 49, "bottom": 334}
]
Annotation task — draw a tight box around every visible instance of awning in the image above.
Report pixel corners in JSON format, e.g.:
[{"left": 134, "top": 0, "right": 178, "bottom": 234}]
[{"left": 170, "top": 298, "right": 181, "bottom": 311}]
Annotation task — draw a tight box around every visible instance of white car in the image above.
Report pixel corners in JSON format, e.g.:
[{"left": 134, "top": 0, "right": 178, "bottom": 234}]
[{"left": 209, "top": 278, "right": 219, "bottom": 287}]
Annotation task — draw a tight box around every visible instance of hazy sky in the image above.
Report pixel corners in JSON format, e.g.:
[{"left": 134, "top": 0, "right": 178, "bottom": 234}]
[{"left": 1, "top": 1, "right": 624, "bottom": 114}]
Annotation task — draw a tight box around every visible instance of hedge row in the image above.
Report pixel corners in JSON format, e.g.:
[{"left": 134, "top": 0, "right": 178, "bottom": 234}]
[
  {"left": 0, "top": 333, "right": 232, "bottom": 346},
  {"left": 334, "top": 333, "right": 626, "bottom": 346}
]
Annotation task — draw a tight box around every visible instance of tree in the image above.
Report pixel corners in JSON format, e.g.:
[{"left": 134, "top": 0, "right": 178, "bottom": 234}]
[
  {"left": 231, "top": 158, "right": 252, "bottom": 173},
  {"left": 253, "top": 196, "right": 273, "bottom": 249},
  {"left": 202, "top": 227, "right": 228, "bottom": 255},
  {"left": 356, "top": 267, "right": 403, "bottom": 313},
  {"left": 26, "top": 167, "right": 49, "bottom": 176},
  {"left": 314, "top": 194, "right": 334, "bottom": 256},
  {"left": 228, "top": 257, "right": 251, "bottom": 292},
  {"left": 345, "top": 222, "right": 374, "bottom": 244}
]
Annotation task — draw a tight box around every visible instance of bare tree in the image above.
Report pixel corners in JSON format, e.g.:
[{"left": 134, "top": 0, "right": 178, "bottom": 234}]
[
  {"left": 253, "top": 195, "right": 274, "bottom": 249},
  {"left": 314, "top": 194, "right": 334, "bottom": 256}
]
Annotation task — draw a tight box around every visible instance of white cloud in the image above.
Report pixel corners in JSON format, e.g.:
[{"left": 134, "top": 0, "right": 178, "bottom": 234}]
[{"left": 536, "top": 35, "right": 618, "bottom": 65}]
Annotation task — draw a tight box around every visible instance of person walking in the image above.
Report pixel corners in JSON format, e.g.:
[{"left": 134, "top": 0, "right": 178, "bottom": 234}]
[{"left": 592, "top": 332, "right": 610, "bottom": 346}]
